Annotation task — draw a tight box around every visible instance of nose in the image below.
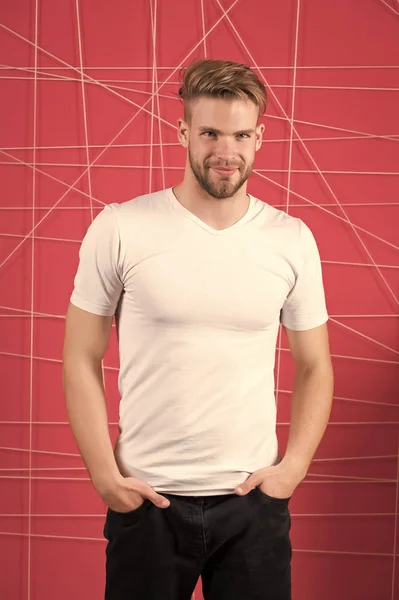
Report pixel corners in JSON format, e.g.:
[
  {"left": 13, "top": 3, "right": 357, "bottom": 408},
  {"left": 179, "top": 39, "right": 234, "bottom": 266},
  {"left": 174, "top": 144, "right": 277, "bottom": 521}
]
[{"left": 214, "top": 136, "right": 237, "bottom": 162}]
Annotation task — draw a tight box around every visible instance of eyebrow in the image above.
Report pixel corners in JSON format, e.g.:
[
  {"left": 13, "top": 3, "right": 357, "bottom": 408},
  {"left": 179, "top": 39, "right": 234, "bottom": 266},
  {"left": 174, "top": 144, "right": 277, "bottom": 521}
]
[{"left": 198, "top": 126, "right": 255, "bottom": 135}]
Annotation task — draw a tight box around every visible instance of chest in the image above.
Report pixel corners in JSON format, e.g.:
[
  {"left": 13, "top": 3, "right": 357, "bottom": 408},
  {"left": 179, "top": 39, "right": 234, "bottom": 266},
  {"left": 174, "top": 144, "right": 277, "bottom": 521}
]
[{"left": 120, "top": 235, "right": 295, "bottom": 332}]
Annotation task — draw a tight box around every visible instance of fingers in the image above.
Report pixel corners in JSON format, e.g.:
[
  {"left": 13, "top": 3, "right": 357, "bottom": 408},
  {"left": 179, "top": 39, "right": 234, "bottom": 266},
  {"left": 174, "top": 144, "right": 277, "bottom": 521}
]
[
  {"left": 153, "top": 494, "right": 170, "bottom": 509},
  {"left": 131, "top": 480, "right": 170, "bottom": 509}
]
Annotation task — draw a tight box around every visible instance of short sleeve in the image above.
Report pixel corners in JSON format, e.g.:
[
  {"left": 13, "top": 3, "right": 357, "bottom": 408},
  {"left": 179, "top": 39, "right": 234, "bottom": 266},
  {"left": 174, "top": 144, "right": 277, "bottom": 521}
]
[
  {"left": 70, "top": 204, "right": 123, "bottom": 316},
  {"left": 280, "top": 220, "right": 328, "bottom": 331}
]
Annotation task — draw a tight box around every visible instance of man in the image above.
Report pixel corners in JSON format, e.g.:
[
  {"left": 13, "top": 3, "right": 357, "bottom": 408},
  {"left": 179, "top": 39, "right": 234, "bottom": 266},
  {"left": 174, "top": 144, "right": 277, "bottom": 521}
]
[{"left": 63, "top": 58, "right": 334, "bottom": 599}]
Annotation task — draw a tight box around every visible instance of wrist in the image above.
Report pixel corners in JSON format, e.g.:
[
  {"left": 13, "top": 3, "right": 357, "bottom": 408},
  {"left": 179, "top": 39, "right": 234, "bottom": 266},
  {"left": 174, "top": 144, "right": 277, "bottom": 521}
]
[
  {"left": 92, "top": 470, "right": 123, "bottom": 494},
  {"left": 280, "top": 455, "right": 309, "bottom": 481}
]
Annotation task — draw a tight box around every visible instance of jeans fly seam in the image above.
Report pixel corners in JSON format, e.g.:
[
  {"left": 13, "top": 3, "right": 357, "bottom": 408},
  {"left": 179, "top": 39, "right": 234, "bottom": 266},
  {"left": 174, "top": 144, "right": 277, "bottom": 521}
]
[{"left": 200, "top": 505, "right": 207, "bottom": 557}]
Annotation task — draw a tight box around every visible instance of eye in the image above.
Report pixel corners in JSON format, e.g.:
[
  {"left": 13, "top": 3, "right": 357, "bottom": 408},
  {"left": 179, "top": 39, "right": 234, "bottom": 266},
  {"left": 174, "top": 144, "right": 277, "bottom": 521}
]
[
  {"left": 202, "top": 131, "right": 217, "bottom": 137},
  {"left": 237, "top": 133, "right": 250, "bottom": 139}
]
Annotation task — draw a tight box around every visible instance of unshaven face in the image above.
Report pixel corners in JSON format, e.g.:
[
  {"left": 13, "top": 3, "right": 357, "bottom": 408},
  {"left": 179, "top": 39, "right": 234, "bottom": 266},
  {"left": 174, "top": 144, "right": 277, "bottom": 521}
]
[{"left": 183, "top": 97, "right": 264, "bottom": 199}]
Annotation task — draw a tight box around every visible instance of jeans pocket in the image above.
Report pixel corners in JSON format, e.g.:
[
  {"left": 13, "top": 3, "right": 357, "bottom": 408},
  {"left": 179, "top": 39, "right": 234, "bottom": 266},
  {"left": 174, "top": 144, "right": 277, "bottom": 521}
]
[
  {"left": 105, "top": 500, "right": 152, "bottom": 541},
  {"left": 255, "top": 487, "right": 291, "bottom": 504},
  {"left": 110, "top": 498, "right": 151, "bottom": 516}
]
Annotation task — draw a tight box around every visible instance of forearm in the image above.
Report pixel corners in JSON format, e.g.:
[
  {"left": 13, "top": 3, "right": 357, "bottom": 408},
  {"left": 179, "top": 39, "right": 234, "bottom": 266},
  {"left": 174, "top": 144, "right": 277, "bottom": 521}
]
[
  {"left": 281, "top": 362, "right": 334, "bottom": 477},
  {"left": 63, "top": 357, "right": 121, "bottom": 491}
]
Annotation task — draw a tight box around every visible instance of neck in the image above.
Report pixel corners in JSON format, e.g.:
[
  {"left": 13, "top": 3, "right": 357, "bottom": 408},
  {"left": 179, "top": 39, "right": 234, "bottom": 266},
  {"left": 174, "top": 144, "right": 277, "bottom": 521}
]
[{"left": 172, "top": 168, "right": 250, "bottom": 231}]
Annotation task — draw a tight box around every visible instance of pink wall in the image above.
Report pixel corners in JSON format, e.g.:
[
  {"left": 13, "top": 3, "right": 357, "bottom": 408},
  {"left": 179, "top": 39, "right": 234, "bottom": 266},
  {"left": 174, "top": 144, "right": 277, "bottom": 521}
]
[{"left": 1, "top": 1, "right": 399, "bottom": 598}]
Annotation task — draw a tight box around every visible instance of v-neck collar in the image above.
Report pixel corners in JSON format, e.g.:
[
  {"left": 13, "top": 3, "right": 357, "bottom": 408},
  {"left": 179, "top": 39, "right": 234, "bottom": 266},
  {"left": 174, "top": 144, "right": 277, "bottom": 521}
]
[{"left": 167, "top": 187, "right": 256, "bottom": 236}]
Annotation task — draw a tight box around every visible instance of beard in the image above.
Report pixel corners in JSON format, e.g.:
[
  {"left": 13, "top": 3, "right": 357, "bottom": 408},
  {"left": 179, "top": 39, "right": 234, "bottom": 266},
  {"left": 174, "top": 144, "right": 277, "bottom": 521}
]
[{"left": 188, "top": 148, "right": 253, "bottom": 199}]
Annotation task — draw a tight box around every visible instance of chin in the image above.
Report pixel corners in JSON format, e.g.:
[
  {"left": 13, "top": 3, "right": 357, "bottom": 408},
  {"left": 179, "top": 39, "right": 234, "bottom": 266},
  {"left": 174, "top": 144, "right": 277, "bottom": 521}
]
[{"left": 210, "top": 187, "right": 237, "bottom": 200}]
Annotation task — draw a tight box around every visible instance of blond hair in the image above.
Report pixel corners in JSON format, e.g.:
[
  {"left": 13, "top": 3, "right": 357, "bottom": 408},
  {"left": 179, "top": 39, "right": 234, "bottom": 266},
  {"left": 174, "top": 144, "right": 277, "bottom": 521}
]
[{"left": 178, "top": 59, "right": 267, "bottom": 121}]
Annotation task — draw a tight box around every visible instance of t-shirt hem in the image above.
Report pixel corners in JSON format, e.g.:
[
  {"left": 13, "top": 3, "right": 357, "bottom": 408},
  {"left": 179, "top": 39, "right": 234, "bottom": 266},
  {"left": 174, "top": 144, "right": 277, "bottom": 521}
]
[
  {"left": 281, "top": 314, "right": 329, "bottom": 331},
  {"left": 70, "top": 294, "right": 116, "bottom": 317}
]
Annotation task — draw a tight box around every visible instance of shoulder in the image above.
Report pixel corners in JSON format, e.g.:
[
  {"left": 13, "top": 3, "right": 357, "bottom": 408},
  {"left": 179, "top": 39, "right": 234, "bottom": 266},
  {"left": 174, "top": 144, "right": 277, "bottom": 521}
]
[
  {"left": 110, "top": 188, "right": 170, "bottom": 218},
  {"left": 251, "top": 195, "right": 304, "bottom": 243}
]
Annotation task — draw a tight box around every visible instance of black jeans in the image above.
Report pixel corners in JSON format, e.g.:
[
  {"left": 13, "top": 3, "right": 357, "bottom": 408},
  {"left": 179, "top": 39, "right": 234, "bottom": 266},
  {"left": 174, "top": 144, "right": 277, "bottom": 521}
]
[{"left": 104, "top": 486, "right": 292, "bottom": 599}]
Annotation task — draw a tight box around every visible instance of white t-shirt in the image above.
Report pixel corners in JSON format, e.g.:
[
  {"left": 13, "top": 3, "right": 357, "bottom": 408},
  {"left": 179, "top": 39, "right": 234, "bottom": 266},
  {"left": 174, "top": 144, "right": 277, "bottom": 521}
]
[{"left": 70, "top": 187, "right": 328, "bottom": 496}]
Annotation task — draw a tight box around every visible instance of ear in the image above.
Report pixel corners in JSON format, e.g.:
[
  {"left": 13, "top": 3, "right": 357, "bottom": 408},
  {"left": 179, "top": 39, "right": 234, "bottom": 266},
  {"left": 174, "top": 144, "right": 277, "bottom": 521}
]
[
  {"left": 255, "top": 122, "right": 265, "bottom": 151},
  {"left": 177, "top": 118, "right": 189, "bottom": 148}
]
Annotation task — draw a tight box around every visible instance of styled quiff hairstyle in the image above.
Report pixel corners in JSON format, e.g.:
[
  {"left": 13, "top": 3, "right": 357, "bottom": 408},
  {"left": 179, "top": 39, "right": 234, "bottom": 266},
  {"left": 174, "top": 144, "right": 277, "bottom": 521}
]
[{"left": 178, "top": 59, "right": 267, "bottom": 122}]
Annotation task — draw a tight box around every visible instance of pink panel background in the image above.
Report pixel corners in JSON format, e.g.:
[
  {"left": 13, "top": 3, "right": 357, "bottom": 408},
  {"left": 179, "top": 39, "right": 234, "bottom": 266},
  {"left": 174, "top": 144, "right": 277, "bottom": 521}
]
[{"left": 0, "top": 0, "right": 398, "bottom": 598}]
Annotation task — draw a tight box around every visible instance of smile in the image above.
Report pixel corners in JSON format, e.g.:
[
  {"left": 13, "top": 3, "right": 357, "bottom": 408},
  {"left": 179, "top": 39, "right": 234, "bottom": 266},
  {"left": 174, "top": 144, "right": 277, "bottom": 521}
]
[{"left": 211, "top": 167, "right": 238, "bottom": 177}]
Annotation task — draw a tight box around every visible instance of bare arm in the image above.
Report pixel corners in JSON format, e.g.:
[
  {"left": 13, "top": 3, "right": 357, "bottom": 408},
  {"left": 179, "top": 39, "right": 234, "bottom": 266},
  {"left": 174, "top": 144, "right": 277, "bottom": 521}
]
[
  {"left": 62, "top": 303, "right": 169, "bottom": 510},
  {"left": 62, "top": 303, "right": 120, "bottom": 490},
  {"left": 280, "top": 322, "right": 334, "bottom": 478},
  {"left": 235, "top": 323, "right": 333, "bottom": 498}
]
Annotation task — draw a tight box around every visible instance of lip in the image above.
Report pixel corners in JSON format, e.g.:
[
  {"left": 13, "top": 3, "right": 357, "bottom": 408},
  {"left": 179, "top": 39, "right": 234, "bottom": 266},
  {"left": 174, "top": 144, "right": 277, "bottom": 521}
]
[{"left": 211, "top": 167, "right": 238, "bottom": 176}]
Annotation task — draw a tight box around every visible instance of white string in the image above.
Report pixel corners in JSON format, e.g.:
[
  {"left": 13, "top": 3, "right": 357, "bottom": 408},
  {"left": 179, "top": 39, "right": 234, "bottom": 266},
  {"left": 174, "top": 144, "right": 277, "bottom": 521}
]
[
  {"left": 6, "top": 161, "right": 399, "bottom": 257},
  {"left": 4, "top": 67, "right": 399, "bottom": 93},
  {"left": 295, "top": 548, "right": 399, "bottom": 557},
  {"left": 0, "top": 1, "right": 396, "bottom": 576},
  {"left": 2, "top": 63, "right": 399, "bottom": 70},
  {"left": 326, "top": 314, "right": 399, "bottom": 317},
  {"left": 0, "top": 467, "right": 87, "bottom": 471},
  {"left": 2, "top": 133, "right": 399, "bottom": 152},
  {"left": 149, "top": 0, "right": 156, "bottom": 193},
  {"left": 0, "top": 26, "right": 177, "bottom": 128},
  {"left": 392, "top": 436, "right": 399, "bottom": 600},
  {"left": 2, "top": 202, "right": 399, "bottom": 210},
  {"left": 0, "top": 473, "right": 397, "bottom": 483},
  {"left": 253, "top": 169, "right": 399, "bottom": 252},
  {"left": 2, "top": 309, "right": 397, "bottom": 318},
  {"left": 2, "top": 89, "right": 398, "bottom": 150},
  {"left": 2, "top": 347, "right": 398, "bottom": 366},
  {"left": 0, "top": 234, "right": 81, "bottom": 243},
  {"left": 0, "top": 460, "right": 395, "bottom": 482},
  {"left": 0, "top": 0, "right": 241, "bottom": 272},
  {"left": 2, "top": 376, "right": 398, "bottom": 408},
  {"left": 214, "top": 0, "right": 399, "bottom": 306},
  {"left": 5, "top": 76, "right": 399, "bottom": 91},
  {"left": 0, "top": 512, "right": 107, "bottom": 516},
  {"left": 276, "top": 0, "right": 300, "bottom": 415},
  {"left": 0, "top": 452, "right": 396, "bottom": 469},
  {"left": 2, "top": 419, "right": 398, "bottom": 427},
  {"left": 3, "top": 63, "right": 399, "bottom": 147},
  {"left": 276, "top": 392, "right": 386, "bottom": 406},
  {"left": 0, "top": 142, "right": 180, "bottom": 151},
  {"left": 380, "top": 0, "right": 399, "bottom": 15},
  {"left": 280, "top": 390, "right": 399, "bottom": 409},
  {"left": 26, "top": 2, "right": 39, "bottom": 596},
  {"left": 1, "top": 530, "right": 398, "bottom": 558},
  {"left": 0, "top": 532, "right": 106, "bottom": 542},
  {"left": 4, "top": 159, "right": 399, "bottom": 176},
  {"left": 0, "top": 0, "right": 242, "bottom": 128},
  {"left": 314, "top": 454, "right": 399, "bottom": 462},
  {"left": 0, "top": 74, "right": 177, "bottom": 101},
  {"left": 306, "top": 473, "right": 396, "bottom": 482},
  {"left": 266, "top": 112, "right": 399, "bottom": 143},
  {"left": 258, "top": 169, "right": 399, "bottom": 175},
  {"left": 286, "top": 0, "right": 300, "bottom": 213},
  {"left": 200, "top": 0, "right": 207, "bottom": 57},
  {"left": 0, "top": 512, "right": 103, "bottom": 516},
  {"left": 75, "top": 0, "right": 93, "bottom": 224},
  {"left": 153, "top": 12, "right": 165, "bottom": 190},
  {"left": 0, "top": 305, "right": 65, "bottom": 317},
  {"left": 322, "top": 260, "right": 399, "bottom": 268},
  {"left": 279, "top": 421, "right": 399, "bottom": 425},
  {"left": 0, "top": 149, "right": 104, "bottom": 206},
  {"left": 329, "top": 318, "right": 399, "bottom": 355},
  {"left": 265, "top": 134, "right": 399, "bottom": 143},
  {"left": 0, "top": 446, "right": 81, "bottom": 457},
  {"left": 75, "top": 0, "right": 109, "bottom": 402}
]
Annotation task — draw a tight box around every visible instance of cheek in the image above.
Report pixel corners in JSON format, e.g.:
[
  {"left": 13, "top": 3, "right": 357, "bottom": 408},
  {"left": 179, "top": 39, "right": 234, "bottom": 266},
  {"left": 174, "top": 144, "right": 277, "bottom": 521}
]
[
  {"left": 190, "top": 141, "right": 209, "bottom": 160},
  {"left": 242, "top": 145, "right": 256, "bottom": 165}
]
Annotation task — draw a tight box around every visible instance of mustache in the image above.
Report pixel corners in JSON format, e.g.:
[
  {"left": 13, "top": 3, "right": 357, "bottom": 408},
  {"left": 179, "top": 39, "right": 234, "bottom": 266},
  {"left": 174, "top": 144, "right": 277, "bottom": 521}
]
[{"left": 205, "top": 163, "right": 242, "bottom": 169}]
